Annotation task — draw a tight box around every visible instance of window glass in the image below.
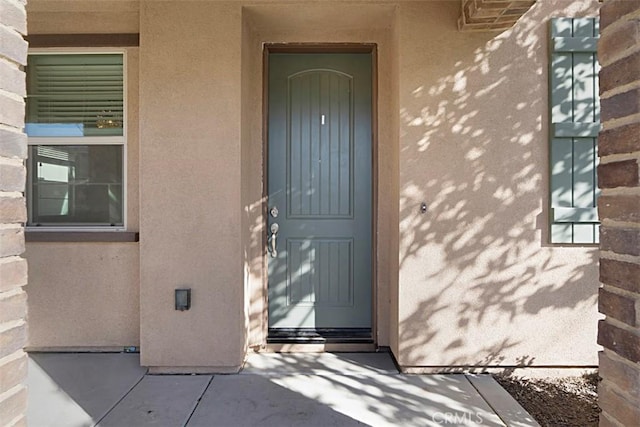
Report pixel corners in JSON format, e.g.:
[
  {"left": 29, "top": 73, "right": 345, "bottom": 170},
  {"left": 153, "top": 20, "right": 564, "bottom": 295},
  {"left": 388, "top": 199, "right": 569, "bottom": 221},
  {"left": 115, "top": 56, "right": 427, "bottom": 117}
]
[
  {"left": 29, "top": 145, "right": 123, "bottom": 226},
  {"left": 26, "top": 52, "right": 125, "bottom": 228}
]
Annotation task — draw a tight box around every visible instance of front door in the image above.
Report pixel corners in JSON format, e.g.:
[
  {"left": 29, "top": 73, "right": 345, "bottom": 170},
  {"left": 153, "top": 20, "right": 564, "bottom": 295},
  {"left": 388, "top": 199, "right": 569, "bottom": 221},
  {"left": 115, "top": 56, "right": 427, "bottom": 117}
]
[{"left": 267, "top": 52, "right": 373, "bottom": 342}]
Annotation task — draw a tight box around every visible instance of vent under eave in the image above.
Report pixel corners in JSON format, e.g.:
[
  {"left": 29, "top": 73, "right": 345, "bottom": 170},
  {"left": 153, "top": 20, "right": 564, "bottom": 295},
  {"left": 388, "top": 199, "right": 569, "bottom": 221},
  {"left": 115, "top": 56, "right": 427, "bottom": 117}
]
[{"left": 458, "top": 0, "right": 536, "bottom": 32}]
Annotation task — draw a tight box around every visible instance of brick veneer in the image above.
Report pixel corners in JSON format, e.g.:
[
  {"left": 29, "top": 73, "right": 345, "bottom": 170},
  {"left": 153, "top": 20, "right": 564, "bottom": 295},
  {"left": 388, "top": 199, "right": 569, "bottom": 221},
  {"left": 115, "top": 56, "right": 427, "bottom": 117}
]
[
  {"left": 0, "top": 0, "right": 28, "bottom": 426},
  {"left": 458, "top": 0, "right": 536, "bottom": 31},
  {"left": 597, "top": 1, "right": 640, "bottom": 426}
]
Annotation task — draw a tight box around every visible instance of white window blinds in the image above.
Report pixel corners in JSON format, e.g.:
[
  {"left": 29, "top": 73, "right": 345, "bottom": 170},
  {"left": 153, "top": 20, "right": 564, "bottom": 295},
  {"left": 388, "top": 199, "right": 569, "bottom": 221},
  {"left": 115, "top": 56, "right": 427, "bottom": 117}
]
[{"left": 26, "top": 54, "right": 124, "bottom": 138}]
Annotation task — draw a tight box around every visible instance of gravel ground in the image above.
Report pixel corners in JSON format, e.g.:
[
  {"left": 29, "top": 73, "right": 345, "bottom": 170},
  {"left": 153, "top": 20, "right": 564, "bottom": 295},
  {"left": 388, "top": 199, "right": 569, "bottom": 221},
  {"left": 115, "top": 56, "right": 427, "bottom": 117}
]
[{"left": 494, "top": 372, "right": 600, "bottom": 427}]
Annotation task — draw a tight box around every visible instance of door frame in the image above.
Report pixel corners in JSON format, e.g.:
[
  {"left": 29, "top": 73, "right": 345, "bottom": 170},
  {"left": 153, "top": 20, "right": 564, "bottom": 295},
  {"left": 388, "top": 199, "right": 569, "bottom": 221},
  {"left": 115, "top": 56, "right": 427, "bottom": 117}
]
[{"left": 261, "top": 43, "right": 379, "bottom": 350}]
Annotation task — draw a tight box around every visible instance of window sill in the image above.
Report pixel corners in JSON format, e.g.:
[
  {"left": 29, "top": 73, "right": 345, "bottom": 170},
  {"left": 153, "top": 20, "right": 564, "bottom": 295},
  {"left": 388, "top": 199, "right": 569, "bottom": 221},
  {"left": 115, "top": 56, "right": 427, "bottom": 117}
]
[{"left": 25, "top": 231, "right": 139, "bottom": 243}]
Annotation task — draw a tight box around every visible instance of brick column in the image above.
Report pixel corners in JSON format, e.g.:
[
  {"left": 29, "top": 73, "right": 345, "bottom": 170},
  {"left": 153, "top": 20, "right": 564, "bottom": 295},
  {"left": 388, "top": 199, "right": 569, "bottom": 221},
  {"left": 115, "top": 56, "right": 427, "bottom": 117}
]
[
  {"left": 0, "top": 0, "right": 28, "bottom": 426},
  {"left": 597, "top": 1, "right": 640, "bottom": 426}
]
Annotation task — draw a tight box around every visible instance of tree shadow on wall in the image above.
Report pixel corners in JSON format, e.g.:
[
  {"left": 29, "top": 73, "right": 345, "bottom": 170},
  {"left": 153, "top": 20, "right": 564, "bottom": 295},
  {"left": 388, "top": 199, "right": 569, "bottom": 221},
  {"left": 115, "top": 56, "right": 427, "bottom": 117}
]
[
  {"left": 241, "top": 1, "right": 601, "bottom": 371},
  {"left": 397, "top": 1, "right": 599, "bottom": 369}
]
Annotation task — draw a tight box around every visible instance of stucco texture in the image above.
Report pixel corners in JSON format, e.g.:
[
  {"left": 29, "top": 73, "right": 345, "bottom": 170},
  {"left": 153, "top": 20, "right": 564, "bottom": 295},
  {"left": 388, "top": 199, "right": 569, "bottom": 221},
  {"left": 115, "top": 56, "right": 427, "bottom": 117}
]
[
  {"left": 24, "top": 0, "right": 602, "bottom": 371},
  {"left": 396, "top": 0, "right": 601, "bottom": 368},
  {"left": 138, "top": 1, "right": 245, "bottom": 370},
  {"left": 26, "top": 1, "right": 140, "bottom": 34},
  {"left": 26, "top": 243, "right": 140, "bottom": 348}
]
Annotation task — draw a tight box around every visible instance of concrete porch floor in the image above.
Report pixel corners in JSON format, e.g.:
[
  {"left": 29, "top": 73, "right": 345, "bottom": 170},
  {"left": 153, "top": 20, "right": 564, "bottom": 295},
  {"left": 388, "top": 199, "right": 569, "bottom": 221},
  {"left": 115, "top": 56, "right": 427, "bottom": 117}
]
[{"left": 27, "top": 352, "right": 539, "bottom": 427}]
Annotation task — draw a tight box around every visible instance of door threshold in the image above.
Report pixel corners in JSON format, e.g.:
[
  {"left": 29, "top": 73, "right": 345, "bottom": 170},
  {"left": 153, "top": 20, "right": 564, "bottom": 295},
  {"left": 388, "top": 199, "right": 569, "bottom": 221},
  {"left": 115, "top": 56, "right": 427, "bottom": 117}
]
[
  {"left": 265, "top": 328, "right": 375, "bottom": 352},
  {"left": 267, "top": 327, "right": 372, "bottom": 344},
  {"left": 262, "top": 343, "right": 377, "bottom": 353}
]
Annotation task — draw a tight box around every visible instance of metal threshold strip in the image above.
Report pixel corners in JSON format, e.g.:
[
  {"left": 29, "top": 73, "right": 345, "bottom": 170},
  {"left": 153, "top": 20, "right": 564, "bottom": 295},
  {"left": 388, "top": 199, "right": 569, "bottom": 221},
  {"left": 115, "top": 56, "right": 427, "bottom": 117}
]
[{"left": 267, "top": 328, "right": 373, "bottom": 344}]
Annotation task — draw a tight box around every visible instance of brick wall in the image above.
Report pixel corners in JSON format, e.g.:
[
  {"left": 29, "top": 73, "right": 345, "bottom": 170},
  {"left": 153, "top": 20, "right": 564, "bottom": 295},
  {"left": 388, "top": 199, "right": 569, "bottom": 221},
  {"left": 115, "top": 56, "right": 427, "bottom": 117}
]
[
  {"left": 0, "top": 0, "right": 28, "bottom": 426},
  {"left": 597, "top": 1, "right": 640, "bottom": 426}
]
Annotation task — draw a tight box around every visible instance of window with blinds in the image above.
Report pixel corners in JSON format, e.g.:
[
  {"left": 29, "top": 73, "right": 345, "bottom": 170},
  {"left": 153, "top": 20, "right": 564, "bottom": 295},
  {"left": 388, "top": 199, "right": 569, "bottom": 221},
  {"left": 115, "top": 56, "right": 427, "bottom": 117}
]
[
  {"left": 25, "top": 52, "right": 125, "bottom": 228},
  {"left": 26, "top": 54, "right": 124, "bottom": 138}
]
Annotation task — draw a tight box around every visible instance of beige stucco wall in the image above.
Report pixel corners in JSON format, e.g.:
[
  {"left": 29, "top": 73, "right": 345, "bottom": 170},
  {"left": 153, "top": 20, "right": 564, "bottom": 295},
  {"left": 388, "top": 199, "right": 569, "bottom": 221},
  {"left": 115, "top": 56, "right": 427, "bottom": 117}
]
[
  {"left": 241, "top": 9, "right": 266, "bottom": 351},
  {"left": 396, "top": 0, "right": 601, "bottom": 369},
  {"left": 138, "top": 1, "right": 245, "bottom": 371},
  {"left": 25, "top": 243, "right": 140, "bottom": 348},
  {"left": 26, "top": 1, "right": 139, "bottom": 34},
  {"left": 25, "top": 0, "right": 602, "bottom": 371},
  {"left": 25, "top": 44, "right": 140, "bottom": 349}
]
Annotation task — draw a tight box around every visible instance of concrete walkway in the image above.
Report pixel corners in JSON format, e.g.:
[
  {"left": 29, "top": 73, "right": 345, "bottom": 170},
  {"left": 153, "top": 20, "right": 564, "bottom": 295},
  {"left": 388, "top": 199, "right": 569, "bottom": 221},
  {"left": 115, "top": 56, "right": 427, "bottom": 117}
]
[{"left": 27, "top": 352, "right": 539, "bottom": 427}]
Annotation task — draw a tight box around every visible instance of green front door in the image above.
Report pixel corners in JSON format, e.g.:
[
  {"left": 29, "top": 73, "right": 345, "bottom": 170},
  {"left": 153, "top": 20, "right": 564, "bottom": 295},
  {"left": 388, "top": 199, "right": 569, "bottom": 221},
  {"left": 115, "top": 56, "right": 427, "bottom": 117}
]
[{"left": 267, "top": 52, "right": 372, "bottom": 341}]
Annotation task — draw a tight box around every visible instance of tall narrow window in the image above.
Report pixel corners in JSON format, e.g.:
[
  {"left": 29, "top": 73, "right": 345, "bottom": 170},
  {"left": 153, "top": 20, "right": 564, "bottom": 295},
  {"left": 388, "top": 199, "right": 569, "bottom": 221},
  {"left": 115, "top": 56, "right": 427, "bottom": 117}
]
[{"left": 26, "top": 53, "right": 125, "bottom": 228}]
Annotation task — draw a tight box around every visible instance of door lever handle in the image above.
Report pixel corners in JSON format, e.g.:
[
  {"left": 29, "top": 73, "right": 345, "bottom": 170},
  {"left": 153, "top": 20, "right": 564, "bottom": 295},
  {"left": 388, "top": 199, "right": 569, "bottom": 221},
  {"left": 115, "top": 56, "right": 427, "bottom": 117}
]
[{"left": 268, "top": 223, "right": 279, "bottom": 258}]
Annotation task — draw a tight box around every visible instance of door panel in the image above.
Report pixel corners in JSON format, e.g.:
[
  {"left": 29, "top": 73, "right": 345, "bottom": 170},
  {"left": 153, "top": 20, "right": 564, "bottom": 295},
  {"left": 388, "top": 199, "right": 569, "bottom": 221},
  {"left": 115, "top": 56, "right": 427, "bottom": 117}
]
[
  {"left": 267, "top": 53, "right": 372, "bottom": 334},
  {"left": 287, "top": 238, "right": 353, "bottom": 306},
  {"left": 288, "top": 70, "right": 353, "bottom": 218}
]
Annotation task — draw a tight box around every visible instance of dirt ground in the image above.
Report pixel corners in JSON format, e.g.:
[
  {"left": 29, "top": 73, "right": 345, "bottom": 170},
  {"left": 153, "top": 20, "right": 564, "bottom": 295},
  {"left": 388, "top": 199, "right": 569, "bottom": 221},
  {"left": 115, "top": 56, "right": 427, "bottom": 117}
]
[{"left": 494, "top": 372, "right": 600, "bottom": 427}]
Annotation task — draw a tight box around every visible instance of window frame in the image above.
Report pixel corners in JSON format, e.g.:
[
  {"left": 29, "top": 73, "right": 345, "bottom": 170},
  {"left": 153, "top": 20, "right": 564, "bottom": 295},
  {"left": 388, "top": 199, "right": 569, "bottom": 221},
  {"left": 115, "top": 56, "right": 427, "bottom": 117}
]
[{"left": 25, "top": 48, "right": 128, "bottom": 232}]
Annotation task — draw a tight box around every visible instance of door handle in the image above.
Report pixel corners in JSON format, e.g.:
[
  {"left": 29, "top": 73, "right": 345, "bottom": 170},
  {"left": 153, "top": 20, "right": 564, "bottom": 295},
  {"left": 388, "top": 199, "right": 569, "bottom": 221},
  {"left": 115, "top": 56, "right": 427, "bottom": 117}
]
[{"left": 268, "top": 223, "right": 279, "bottom": 258}]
